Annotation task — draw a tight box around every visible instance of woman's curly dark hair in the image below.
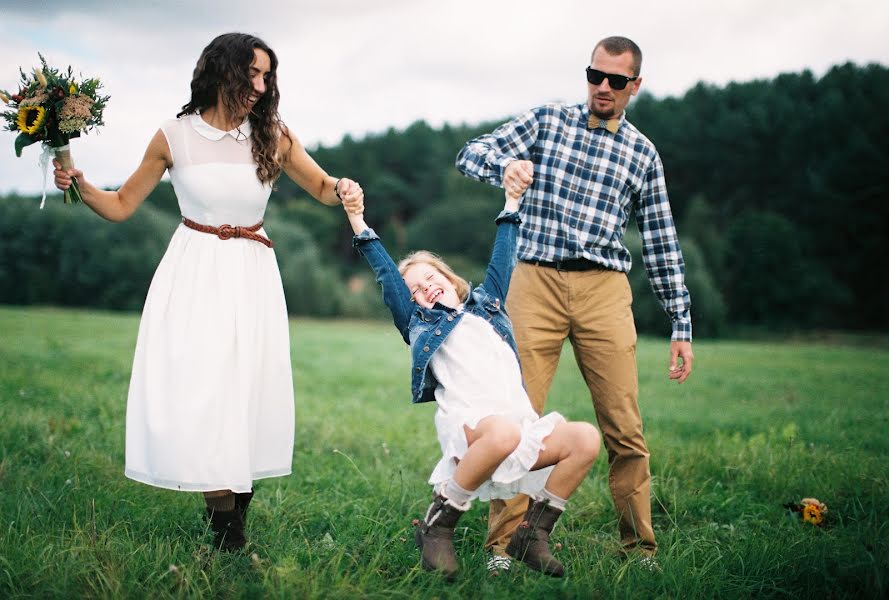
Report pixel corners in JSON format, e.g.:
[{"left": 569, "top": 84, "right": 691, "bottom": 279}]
[{"left": 178, "top": 33, "right": 283, "bottom": 185}]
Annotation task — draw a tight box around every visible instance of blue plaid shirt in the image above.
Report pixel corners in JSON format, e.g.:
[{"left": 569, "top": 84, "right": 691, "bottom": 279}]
[{"left": 456, "top": 102, "right": 692, "bottom": 341}]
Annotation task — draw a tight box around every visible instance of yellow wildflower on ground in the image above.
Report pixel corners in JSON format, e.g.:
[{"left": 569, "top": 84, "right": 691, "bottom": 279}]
[{"left": 802, "top": 503, "right": 823, "bottom": 525}]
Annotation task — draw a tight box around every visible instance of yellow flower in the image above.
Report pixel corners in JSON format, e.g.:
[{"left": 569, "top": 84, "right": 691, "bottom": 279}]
[
  {"left": 69, "top": 83, "right": 77, "bottom": 94},
  {"left": 802, "top": 504, "right": 823, "bottom": 525},
  {"left": 801, "top": 498, "right": 827, "bottom": 513},
  {"left": 0, "top": 91, "right": 9, "bottom": 104},
  {"left": 34, "top": 68, "right": 48, "bottom": 89},
  {"left": 16, "top": 105, "right": 47, "bottom": 135}
]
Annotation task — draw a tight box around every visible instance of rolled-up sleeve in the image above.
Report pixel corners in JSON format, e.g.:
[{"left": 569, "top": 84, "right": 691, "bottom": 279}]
[{"left": 455, "top": 109, "right": 540, "bottom": 187}]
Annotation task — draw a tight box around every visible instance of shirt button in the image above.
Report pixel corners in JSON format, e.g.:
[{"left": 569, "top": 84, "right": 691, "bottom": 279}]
[
  {"left": 447, "top": 316, "right": 454, "bottom": 321},
  {"left": 435, "top": 329, "right": 442, "bottom": 335},
  {"left": 423, "top": 346, "right": 430, "bottom": 352}
]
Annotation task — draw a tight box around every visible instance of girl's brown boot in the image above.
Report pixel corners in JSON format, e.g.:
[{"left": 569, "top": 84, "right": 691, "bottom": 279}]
[
  {"left": 415, "top": 494, "right": 468, "bottom": 580},
  {"left": 505, "top": 498, "right": 564, "bottom": 577}
]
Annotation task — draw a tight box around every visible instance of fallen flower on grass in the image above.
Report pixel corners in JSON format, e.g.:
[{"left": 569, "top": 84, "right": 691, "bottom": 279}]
[{"left": 784, "top": 497, "right": 828, "bottom": 526}]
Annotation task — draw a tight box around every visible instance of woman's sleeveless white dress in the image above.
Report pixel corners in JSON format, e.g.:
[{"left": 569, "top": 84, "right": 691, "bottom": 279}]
[{"left": 124, "top": 114, "right": 294, "bottom": 493}]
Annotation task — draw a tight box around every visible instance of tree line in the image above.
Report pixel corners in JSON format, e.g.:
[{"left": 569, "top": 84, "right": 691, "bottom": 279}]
[{"left": 1, "top": 62, "right": 886, "bottom": 336}]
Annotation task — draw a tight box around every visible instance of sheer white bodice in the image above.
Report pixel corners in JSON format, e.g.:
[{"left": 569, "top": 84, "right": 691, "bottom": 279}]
[{"left": 161, "top": 114, "right": 272, "bottom": 226}]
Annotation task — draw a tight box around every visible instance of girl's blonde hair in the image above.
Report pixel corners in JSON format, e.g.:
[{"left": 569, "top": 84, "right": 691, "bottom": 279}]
[{"left": 397, "top": 251, "right": 470, "bottom": 301}]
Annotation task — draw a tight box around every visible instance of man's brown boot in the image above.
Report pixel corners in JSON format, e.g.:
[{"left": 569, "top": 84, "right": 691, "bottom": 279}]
[
  {"left": 505, "top": 498, "right": 564, "bottom": 577},
  {"left": 414, "top": 494, "right": 468, "bottom": 579}
]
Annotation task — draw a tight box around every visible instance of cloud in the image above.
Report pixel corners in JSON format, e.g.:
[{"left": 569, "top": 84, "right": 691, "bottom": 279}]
[{"left": 2, "top": 0, "right": 887, "bottom": 194}]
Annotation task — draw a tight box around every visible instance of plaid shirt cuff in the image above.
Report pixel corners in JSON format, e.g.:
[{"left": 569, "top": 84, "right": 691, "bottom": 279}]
[
  {"left": 495, "top": 156, "right": 516, "bottom": 183},
  {"left": 671, "top": 319, "right": 692, "bottom": 342}
]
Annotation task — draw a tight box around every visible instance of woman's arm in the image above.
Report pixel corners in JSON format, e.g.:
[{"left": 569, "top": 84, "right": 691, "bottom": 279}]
[
  {"left": 279, "top": 126, "right": 363, "bottom": 213},
  {"left": 53, "top": 129, "right": 170, "bottom": 222}
]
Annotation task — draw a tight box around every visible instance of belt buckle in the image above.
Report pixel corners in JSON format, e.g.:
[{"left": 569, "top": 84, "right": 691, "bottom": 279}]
[{"left": 217, "top": 224, "right": 242, "bottom": 240}]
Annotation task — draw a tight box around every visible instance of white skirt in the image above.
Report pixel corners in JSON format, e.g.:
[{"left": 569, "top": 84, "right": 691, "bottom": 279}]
[
  {"left": 429, "top": 409, "right": 565, "bottom": 502},
  {"left": 124, "top": 225, "right": 295, "bottom": 493}
]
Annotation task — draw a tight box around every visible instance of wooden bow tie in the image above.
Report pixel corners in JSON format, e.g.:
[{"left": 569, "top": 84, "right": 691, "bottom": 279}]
[{"left": 587, "top": 116, "right": 620, "bottom": 134}]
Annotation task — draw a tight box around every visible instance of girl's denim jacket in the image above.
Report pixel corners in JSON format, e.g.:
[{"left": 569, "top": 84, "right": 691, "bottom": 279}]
[{"left": 353, "top": 210, "right": 522, "bottom": 403}]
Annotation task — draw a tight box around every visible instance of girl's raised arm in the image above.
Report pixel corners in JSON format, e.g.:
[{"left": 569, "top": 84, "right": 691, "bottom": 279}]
[
  {"left": 346, "top": 206, "right": 370, "bottom": 236},
  {"left": 53, "top": 129, "right": 171, "bottom": 222},
  {"left": 344, "top": 199, "right": 413, "bottom": 342}
]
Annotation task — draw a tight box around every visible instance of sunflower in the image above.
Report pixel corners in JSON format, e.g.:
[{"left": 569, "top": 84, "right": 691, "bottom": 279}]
[{"left": 16, "top": 105, "right": 47, "bottom": 135}]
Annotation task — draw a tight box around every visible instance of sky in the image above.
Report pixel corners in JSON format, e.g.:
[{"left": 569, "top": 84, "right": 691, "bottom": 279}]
[{"left": 1, "top": 0, "right": 887, "bottom": 195}]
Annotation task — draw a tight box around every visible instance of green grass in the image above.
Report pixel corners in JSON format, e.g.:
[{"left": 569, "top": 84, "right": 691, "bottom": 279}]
[{"left": 1, "top": 306, "right": 887, "bottom": 598}]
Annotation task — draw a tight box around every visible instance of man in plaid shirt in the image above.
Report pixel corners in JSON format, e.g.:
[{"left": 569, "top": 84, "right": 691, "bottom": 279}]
[{"left": 456, "top": 36, "right": 693, "bottom": 564}]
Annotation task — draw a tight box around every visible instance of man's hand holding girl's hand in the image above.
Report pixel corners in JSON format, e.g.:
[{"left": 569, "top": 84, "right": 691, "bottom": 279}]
[
  {"left": 503, "top": 159, "right": 533, "bottom": 198},
  {"left": 504, "top": 161, "right": 532, "bottom": 211}
]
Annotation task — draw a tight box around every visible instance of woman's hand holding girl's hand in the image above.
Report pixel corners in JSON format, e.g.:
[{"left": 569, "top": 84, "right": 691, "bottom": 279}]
[
  {"left": 337, "top": 178, "right": 364, "bottom": 215},
  {"left": 340, "top": 179, "right": 369, "bottom": 235},
  {"left": 52, "top": 159, "right": 85, "bottom": 191}
]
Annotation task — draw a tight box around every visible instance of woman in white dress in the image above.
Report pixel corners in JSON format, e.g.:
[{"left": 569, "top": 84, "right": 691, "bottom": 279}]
[
  {"left": 53, "top": 33, "right": 364, "bottom": 551},
  {"left": 345, "top": 187, "right": 601, "bottom": 578}
]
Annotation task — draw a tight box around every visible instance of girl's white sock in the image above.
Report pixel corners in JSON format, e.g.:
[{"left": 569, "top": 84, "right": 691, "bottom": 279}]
[
  {"left": 443, "top": 479, "right": 474, "bottom": 506},
  {"left": 537, "top": 487, "right": 567, "bottom": 511}
]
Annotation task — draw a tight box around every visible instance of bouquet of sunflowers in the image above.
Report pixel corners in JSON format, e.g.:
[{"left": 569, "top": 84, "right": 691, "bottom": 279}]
[{"left": 1, "top": 53, "right": 109, "bottom": 206}]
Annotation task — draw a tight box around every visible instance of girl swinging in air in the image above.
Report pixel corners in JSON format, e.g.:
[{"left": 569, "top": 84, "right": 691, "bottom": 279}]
[{"left": 344, "top": 185, "right": 600, "bottom": 578}]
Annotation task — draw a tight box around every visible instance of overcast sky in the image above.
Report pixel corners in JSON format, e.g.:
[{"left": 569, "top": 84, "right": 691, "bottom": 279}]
[{"left": 1, "top": 0, "right": 887, "bottom": 195}]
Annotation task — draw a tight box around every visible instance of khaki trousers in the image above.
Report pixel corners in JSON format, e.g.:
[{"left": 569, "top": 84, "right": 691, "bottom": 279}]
[{"left": 486, "top": 262, "right": 656, "bottom": 555}]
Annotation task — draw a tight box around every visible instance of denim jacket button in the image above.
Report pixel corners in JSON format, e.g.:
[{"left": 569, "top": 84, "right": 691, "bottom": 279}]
[
  {"left": 423, "top": 345, "right": 430, "bottom": 352},
  {"left": 415, "top": 366, "right": 421, "bottom": 372},
  {"left": 447, "top": 316, "right": 454, "bottom": 321},
  {"left": 435, "top": 329, "right": 442, "bottom": 335}
]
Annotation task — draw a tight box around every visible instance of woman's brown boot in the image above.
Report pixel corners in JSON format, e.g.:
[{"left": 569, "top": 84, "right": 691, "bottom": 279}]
[
  {"left": 505, "top": 498, "right": 565, "bottom": 577},
  {"left": 235, "top": 491, "right": 254, "bottom": 525},
  {"left": 414, "top": 494, "right": 468, "bottom": 579},
  {"left": 205, "top": 493, "right": 247, "bottom": 552},
  {"left": 206, "top": 507, "right": 246, "bottom": 551}
]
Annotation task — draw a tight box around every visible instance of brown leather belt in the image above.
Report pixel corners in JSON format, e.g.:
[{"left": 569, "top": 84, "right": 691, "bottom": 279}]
[{"left": 181, "top": 217, "right": 273, "bottom": 248}]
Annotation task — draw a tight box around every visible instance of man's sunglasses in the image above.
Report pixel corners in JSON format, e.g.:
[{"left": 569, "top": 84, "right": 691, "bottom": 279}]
[{"left": 585, "top": 67, "right": 638, "bottom": 90}]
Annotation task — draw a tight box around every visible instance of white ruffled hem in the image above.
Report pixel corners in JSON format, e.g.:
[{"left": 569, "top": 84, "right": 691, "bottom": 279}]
[{"left": 428, "top": 411, "right": 566, "bottom": 501}]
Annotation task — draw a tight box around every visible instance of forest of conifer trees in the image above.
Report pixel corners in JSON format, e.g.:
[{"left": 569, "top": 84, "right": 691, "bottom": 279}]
[{"left": 1, "top": 62, "right": 886, "bottom": 336}]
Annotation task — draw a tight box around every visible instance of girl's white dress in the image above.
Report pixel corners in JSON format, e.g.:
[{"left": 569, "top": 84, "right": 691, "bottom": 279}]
[
  {"left": 124, "top": 114, "right": 294, "bottom": 493},
  {"left": 429, "top": 311, "right": 565, "bottom": 501}
]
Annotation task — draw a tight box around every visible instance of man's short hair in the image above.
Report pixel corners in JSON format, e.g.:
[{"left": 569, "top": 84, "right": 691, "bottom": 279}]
[{"left": 592, "top": 36, "right": 643, "bottom": 76}]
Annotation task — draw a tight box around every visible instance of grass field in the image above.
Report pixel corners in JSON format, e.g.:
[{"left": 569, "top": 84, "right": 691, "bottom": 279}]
[{"left": 1, "top": 306, "right": 887, "bottom": 598}]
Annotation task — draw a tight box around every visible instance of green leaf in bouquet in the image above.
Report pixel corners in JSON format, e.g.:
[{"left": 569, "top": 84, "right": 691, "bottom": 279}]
[{"left": 14, "top": 132, "right": 38, "bottom": 157}]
